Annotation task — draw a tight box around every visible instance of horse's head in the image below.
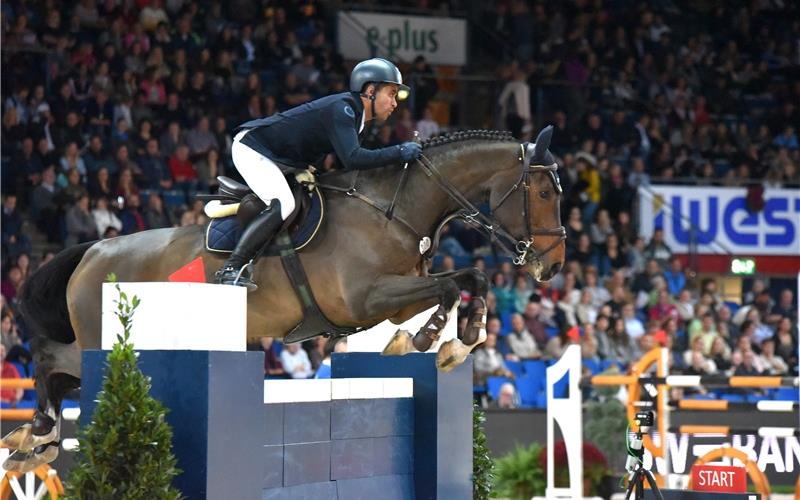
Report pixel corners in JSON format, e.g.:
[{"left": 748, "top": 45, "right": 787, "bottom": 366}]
[{"left": 489, "top": 126, "right": 566, "bottom": 281}]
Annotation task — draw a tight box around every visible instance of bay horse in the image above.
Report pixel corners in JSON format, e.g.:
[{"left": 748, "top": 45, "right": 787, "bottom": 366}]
[{"left": 2, "top": 126, "right": 565, "bottom": 472}]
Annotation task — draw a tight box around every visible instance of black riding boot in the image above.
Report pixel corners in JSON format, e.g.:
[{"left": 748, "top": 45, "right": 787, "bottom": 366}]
[{"left": 215, "top": 200, "right": 282, "bottom": 291}]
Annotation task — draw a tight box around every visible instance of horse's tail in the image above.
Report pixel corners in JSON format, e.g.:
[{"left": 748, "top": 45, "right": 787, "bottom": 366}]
[{"left": 19, "top": 241, "right": 97, "bottom": 344}]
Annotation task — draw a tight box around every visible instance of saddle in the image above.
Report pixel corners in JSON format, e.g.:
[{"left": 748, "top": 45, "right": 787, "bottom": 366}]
[
  {"left": 197, "top": 175, "right": 356, "bottom": 344},
  {"left": 202, "top": 176, "right": 324, "bottom": 256}
]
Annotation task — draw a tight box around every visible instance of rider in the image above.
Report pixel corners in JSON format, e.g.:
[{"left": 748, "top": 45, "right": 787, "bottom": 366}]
[{"left": 215, "top": 58, "right": 423, "bottom": 290}]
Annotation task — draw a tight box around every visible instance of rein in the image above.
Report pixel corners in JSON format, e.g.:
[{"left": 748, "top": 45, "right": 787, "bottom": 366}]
[{"left": 315, "top": 142, "right": 566, "bottom": 265}]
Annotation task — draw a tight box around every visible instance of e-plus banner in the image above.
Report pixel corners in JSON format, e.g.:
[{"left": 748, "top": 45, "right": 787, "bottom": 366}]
[
  {"left": 337, "top": 11, "right": 467, "bottom": 66},
  {"left": 638, "top": 186, "right": 800, "bottom": 256}
]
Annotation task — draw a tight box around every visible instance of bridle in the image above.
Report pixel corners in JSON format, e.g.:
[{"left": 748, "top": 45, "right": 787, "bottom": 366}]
[
  {"left": 315, "top": 141, "right": 566, "bottom": 267},
  {"left": 415, "top": 142, "right": 566, "bottom": 266}
]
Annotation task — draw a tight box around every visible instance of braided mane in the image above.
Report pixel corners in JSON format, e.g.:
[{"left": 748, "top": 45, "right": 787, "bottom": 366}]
[{"left": 421, "top": 129, "right": 516, "bottom": 149}]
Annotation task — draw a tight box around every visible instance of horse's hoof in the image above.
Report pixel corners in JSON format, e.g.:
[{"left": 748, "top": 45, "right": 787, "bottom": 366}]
[
  {"left": 3, "top": 443, "right": 61, "bottom": 474},
  {"left": 1, "top": 424, "right": 34, "bottom": 452},
  {"left": 3, "top": 450, "right": 38, "bottom": 474},
  {"left": 382, "top": 329, "right": 415, "bottom": 356},
  {"left": 436, "top": 339, "right": 469, "bottom": 372}
]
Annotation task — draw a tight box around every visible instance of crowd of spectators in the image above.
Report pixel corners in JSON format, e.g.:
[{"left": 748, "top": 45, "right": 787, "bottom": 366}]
[{"left": 1, "top": 1, "right": 798, "bottom": 408}]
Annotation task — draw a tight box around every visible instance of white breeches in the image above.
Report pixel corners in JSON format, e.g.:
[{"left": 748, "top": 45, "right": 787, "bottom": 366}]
[{"left": 232, "top": 130, "right": 295, "bottom": 220}]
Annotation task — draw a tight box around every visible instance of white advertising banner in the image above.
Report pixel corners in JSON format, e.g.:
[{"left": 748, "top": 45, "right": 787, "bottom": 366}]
[
  {"left": 638, "top": 186, "right": 800, "bottom": 256},
  {"left": 337, "top": 11, "right": 467, "bottom": 66}
]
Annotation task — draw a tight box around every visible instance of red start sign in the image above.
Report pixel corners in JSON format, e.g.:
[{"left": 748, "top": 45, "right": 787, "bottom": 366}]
[{"left": 691, "top": 464, "right": 747, "bottom": 493}]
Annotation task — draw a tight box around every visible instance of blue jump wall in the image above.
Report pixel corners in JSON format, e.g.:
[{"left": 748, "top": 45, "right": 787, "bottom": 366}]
[{"left": 81, "top": 351, "right": 472, "bottom": 500}]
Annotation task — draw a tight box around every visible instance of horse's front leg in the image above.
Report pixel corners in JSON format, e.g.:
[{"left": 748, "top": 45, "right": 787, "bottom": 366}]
[
  {"left": 432, "top": 267, "right": 489, "bottom": 347},
  {"left": 363, "top": 274, "right": 461, "bottom": 358}
]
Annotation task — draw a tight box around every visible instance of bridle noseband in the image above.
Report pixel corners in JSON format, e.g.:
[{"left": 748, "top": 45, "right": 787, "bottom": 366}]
[{"left": 416, "top": 142, "right": 566, "bottom": 267}]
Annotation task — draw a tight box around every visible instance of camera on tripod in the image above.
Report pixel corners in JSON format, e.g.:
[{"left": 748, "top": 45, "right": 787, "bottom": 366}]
[
  {"left": 625, "top": 410, "right": 663, "bottom": 500},
  {"left": 634, "top": 410, "right": 654, "bottom": 433}
]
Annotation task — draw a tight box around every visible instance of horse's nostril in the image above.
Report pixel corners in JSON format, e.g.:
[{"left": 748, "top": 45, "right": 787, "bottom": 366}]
[{"left": 549, "top": 262, "right": 562, "bottom": 276}]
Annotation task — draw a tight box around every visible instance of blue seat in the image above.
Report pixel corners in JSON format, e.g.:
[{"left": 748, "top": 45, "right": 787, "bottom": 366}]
[
  {"left": 720, "top": 393, "right": 745, "bottom": 403},
  {"left": 162, "top": 189, "right": 186, "bottom": 207},
  {"left": 515, "top": 375, "right": 540, "bottom": 408},
  {"left": 523, "top": 360, "right": 546, "bottom": 384},
  {"left": 486, "top": 376, "right": 513, "bottom": 402},
  {"left": 506, "top": 360, "right": 525, "bottom": 379},
  {"left": 773, "top": 387, "right": 799, "bottom": 401},
  {"left": 686, "top": 393, "right": 716, "bottom": 400},
  {"left": 745, "top": 394, "right": 768, "bottom": 403},
  {"left": 545, "top": 326, "right": 559, "bottom": 338},
  {"left": 499, "top": 312, "right": 513, "bottom": 335},
  {"left": 583, "top": 359, "right": 602, "bottom": 375},
  {"left": 723, "top": 301, "right": 740, "bottom": 315},
  {"left": 497, "top": 337, "right": 511, "bottom": 356}
]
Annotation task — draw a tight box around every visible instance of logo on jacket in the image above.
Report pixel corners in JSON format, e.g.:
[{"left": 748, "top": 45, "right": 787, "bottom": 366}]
[{"left": 343, "top": 105, "right": 355, "bottom": 118}]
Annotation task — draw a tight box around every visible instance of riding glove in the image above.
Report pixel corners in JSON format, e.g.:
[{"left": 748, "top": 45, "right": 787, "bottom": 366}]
[{"left": 398, "top": 142, "right": 423, "bottom": 162}]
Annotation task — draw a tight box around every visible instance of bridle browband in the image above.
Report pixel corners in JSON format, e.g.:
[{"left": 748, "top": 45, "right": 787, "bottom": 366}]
[{"left": 414, "top": 142, "right": 566, "bottom": 266}]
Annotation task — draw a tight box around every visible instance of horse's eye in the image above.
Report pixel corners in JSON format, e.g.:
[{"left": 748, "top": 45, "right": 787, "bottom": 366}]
[{"left": 539, "top": 190, "right": 550, "bottom": 200}]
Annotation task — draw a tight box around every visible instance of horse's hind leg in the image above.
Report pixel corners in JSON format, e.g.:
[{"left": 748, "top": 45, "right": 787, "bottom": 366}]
[{"left": 2, "top": 339, "right": 80, "bottom": 473}]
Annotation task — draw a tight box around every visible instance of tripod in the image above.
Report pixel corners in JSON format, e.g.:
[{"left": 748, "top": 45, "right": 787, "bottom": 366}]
[
  {"left": 624, "top": 415, "right": 664, "bottom": 500},
  {"left": 625, "top": 461, "right": 663, "bottom": 500}
]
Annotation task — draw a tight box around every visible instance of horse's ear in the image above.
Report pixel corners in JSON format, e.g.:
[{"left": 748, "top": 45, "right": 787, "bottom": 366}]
[{"left": 533, "top": 125, "right": 553, "bottom": 161}]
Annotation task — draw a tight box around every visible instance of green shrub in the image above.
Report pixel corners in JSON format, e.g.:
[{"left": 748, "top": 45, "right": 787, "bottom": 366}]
[{"left": 64, "top": 276, "right": 182, "bottom": 500}]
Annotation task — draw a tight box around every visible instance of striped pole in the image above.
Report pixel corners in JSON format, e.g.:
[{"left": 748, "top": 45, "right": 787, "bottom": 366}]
[
  {"left": 589, "top": 374, "right": 799, "bottom": 388},
  {"left": 670, "top": 425, "right": 799, "bottom": 438},
  {"left": 673, "top": 399, "right": 798, "bottom": 412}
]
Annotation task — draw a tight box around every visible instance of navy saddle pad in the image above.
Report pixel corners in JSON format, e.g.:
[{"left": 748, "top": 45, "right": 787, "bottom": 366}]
[{"left": 205, "top": 188, "right": 324, "bottom": 256}]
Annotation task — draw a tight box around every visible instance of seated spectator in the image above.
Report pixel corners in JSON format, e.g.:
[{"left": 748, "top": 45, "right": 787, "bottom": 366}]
[
  {"left": 119, "top": 194, "right": 146, "bottom": 234},
  {"left": 138, "top": 138, "right": 173, "bottom": 191},
  {"left": 0, "top": 344, "right": 23, "bottom": 407},
  {"left": 143, "top": 193, "right": 172, "bottom": 229},
  {"left": 2, "top": 195, "right": 31, "bottom": 259},
  {"left": 662, "top": 256, "right": 686, "bottom": 296},
  {"left": 65, "top": 194, "right": 99, "bottom": 246},
  {"left": 92, "top": 196, "right": 122, "bottom": 237},
  {"left": 168, "top": 144, "right": 197, "bottom": 194},
  {"left": 545, "top": 327, "right": 578, "bottom": 360},
  {"left": 758, "top": 338, "right": 788, "bottom": 375},
  {"left": 160, "top": 121, "right": 187, "bottom": 158},
  {"left": 581, "top": 267, "right": 609, "bottom": 309},
  {"left": 773, "top": 317, "right": 797, "bottom": 370},
  {"left": 314, "top": 338, "right": 348, "bottom": 379},
  {"left": 708, "top": 336, "right": 731, "bottom": 372},
  {"left": 60, "top": 141, "right": 87, "bottom": 178},
  {"left": 83, "top": 134, "right": 113, "bottom": 174},
  {"left": 490, "top": 271, "right": 514, "bottom": 315},
  {"left": 675, "top": 289, "right": 695, "bottom": 324},
  {"left": 490, "top": 382, "right": 519, "bottom": 409},
  {"left": 59, "top": 167, "right": 89, "bottom": 206},
  {"left": 649, "top": 289, "right": 678, "bottom": 324},
  {"left": 88, "top": 166, "right": 114, "bottom": 200},
  {"left": 115, "top": 167, "right": 139, "bottom": 200},
  {"left": 114, "top": 145, "right": 142, "bottom": 181},
  {"left": 279, "top": 341, "right": 312, "bottom": 379},
  {"left": 523, "top": 300, "right": 548, "bottom": 350},
  {"left": 1, "top": 312, "right": 22, "bottom": 351},
  {"left": 589, "top": 209, "right": 614, "bottom": 250},
  {"left": 621, "top": 303, "right": 645, "bottom": 339},
  {"left": 512, "top": 275, "right": 532, "bottom": 313},
  {"left": 186, "top": 116, "right": 219, "bottom": 160},
  {"left": 474, "top": 331, "right": 514, "bottom": 384},
  {"left": 575, "top": 289, "right": 598, "bottom": 326},
  {"left": 416, "top": 107, "right": 440, "bottom": 141},
  {"left": 506, "top": 313, "right": 541, "bottom": 360},
  {"left": 734, "top": 350, "right": 762, "bottom": 377},
  {"left": 260, "top": 337, "right": 286, "bottom": 379},
  {"left": 602, "top": 317, "right": 637, "bottom": 367},
  {"left": 768, "top": 289, "right": 796, "bottom": 326},
  {"left": 195, "top": 148, "right": 222, "bottom": 192}
]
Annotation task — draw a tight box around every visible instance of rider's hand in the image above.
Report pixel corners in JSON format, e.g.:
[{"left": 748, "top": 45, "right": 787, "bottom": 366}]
[{"left": 398, "top": 142, "right": 422, "bottom": 162}]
